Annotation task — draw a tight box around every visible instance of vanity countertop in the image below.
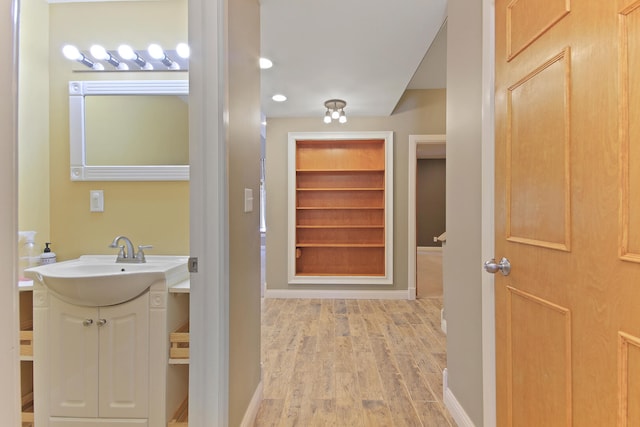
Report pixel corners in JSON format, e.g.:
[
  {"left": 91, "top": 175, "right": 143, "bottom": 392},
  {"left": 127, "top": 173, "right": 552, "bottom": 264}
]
[{"left": 169, "top": 279, "right": 190, "bottom": 294}]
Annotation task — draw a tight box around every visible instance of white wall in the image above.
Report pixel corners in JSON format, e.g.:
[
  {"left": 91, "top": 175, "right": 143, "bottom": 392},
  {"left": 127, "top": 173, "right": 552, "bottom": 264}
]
[{"left": 444, "top": 0, "right": 485, "bottom": 424}]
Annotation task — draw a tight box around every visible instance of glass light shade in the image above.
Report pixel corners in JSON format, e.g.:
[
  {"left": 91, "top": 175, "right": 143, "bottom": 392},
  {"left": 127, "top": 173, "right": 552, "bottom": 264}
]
[
  {"left": 62, "top": 45, "right": 81, "bottom": 60},
  {"left": 90, "top": 45, "right": 109, "bottom": 60},
  {"left": 323, "top": 111, "right": 332, "bottom": 123},
  {"left": 331, "top": 109, "right": 340, "bottom": 119},
  {"left": 147, "top": 43, "right": 165, "bottom": 60},
  {"left": 176, "top": 43, "right": 190, "bottom": 59},
  {"left": 117, "top": 44, "right": 136, "bottom": 60},
  {"left": 338, "top": 111, "right": 347, "bottom": 123}
]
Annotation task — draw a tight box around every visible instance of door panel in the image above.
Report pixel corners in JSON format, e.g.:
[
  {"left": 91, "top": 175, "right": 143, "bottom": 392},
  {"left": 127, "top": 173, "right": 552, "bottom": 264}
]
[
  {"left": 506, "top": 48, "right": 571, "bottom": 250},
  {"left": 495, "top": 0, "right": 639, "bottom": 425},
  {"left": 99, "top": 292, "right": 149, "bottom": 418},
  {"left": 620, "top": 2, "right": 640, "bottom": 260},
  {"left": 49, "top": 298, "right": 98, "bottom": 418}
]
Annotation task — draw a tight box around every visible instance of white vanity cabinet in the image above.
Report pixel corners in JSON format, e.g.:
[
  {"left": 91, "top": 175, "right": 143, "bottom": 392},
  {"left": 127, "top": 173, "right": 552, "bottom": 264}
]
[
  {"left": 29, "top": 255, "right": 190, "bottom": 427},
  {"left": 48, "top": 293, "right": 149, "bottom": 420}
]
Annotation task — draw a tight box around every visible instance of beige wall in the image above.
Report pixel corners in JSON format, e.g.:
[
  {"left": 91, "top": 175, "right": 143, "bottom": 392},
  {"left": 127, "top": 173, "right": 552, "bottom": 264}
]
[
  {"left": 19, "top": 0, "right": 50, "bottom": 253},
  {"left": 265, "top": 89, "right": 446, "bottom": 291},
  {"left": 227, "top": 0, "right": 262, "bottom": 424},
  {"left": 445, "top": 0, "right": 485, "bottom": 424},
  {"left": 48, "top": 0, "right": 189, "bottom": 260}
]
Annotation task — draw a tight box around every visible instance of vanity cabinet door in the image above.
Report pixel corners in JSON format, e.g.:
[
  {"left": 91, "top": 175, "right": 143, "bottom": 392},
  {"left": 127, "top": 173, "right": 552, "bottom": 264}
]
[
  {"left": 98, "top": 292, "right": 149, "bottom": 418},
  {"left": 49, "top": 297, "right": 99, "bottom": 418}
]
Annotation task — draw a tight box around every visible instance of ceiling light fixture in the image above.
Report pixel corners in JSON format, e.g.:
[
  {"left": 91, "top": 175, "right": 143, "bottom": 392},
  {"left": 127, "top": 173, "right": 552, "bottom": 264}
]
[
  {"left": 63, "top": 43, "right": 190, "bottom": 71},
  {"left": 272, "top": 94, "right": 287, "bottom": 102},
  {"left": 323, "top": 99, "right": 347, "bottom": 124}
]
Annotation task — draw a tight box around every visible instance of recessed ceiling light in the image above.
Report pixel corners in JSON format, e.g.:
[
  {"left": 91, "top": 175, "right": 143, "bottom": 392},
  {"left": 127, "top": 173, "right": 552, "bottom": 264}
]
[
  {"left": 272, "top": 94, "right": 287, "bottom": 102},
  {"left": 259, "top": 57, "right": 273, "bottom": 69}
]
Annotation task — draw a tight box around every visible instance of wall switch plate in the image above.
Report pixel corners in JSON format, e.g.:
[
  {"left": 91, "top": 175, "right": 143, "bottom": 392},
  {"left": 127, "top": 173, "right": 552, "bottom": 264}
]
[
  {"left": 244, "top": 188, "right": 253, "bottom": 213},
  {"left": 90, "top": 190, "right": 104, "bottom": 212}
]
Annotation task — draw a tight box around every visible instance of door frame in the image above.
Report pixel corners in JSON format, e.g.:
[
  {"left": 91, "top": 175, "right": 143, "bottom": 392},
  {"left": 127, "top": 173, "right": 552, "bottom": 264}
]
[
  {"left": 188, "top": 0, "right": 229, "bottom": 424},
  {"left": 407, "top": 134, "right": 446, "bottom": 300},
  {"left": 481, "top": 0, "right": 496, "bottom": 424},
  {"left": 1, "top": 0, "right": 21, "bottom": 422}
]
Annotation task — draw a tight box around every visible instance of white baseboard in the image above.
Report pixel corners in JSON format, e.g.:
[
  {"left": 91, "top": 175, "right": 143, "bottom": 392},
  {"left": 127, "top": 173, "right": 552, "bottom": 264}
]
[
  {"left": 264, "top": 289, "right": 410, "bottom": 299},
  {"left": 443, "top": 368, "right": 475, "bottom": 427},
  {"left": 417, "top": 246, "right": 443, "bottom": 254},
  {"left": 239, "top": 381, "right": 263, "bottom": 427}
]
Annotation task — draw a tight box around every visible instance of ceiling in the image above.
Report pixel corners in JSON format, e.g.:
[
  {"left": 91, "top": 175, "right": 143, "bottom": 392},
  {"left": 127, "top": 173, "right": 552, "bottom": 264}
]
[{"left": 259, "top": 0, "right": 448, "bottom": 119}]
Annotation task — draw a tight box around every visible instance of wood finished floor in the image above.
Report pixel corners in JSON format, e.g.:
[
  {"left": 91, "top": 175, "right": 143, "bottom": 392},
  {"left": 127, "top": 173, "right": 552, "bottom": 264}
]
[{"left": 254, "top": 298, "right": 455, "bottom": 427}]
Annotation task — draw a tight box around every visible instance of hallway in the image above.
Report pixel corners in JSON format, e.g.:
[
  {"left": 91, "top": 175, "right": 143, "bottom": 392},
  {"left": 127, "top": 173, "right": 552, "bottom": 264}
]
[{"left": 254, "top": 297, "right": 455, "bottom": 426}]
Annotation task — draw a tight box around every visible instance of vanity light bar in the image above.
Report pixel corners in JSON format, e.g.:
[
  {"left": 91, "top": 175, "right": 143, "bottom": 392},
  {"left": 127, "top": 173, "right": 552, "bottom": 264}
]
[{"left": 62, "top": 43, "right": 190, "bottom": 71}]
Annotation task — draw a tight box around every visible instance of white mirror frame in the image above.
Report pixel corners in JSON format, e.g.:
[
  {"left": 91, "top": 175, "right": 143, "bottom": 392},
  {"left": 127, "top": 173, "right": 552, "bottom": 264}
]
[{"left": 69, "top": 80, "right": 189, "bottom": 181}]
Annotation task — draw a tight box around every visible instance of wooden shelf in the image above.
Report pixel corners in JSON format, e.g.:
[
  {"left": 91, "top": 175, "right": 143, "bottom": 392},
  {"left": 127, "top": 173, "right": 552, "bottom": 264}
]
[
  {"left": 292, "top": 137, "right": 389, "bottom": 278},
  {"left": 169, "top": 322, "right": 190, "bottom": 363},
  {"left": 297, "top": 206, "right": 383, "bottom": 210},
  {"left": 297, "top": 225, "right": 384, "bottom": 229},
  {"left": 296, "top": 243, "right": 385, "bottom": 248},
  {"left": 21, "top": 390, "right": 34, "bottom": 426},
  {"left": 296, "top": 168, "right": 385, "bottom": 173},
  {"left": 168, "top": 395, "right": 188, "bottom": 427},
  {"left": 296, "top": 187, "right": 384, "bottom": 191},
  {"left": 20, "top": 319, "right": 33, "bottom": 360}
]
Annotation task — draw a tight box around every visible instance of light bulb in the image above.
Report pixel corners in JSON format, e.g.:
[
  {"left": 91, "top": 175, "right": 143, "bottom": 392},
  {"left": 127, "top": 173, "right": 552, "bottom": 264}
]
[
  {"left": 338, "top": 111, "right": 347, "bottom": 123},
  {"left": 323, "top": 111, "right": 332, "bottom": 124},
  {"left": 176, "top": 43, "right": 190, "bottom": 59},
  {"left": 117, "top": 44, "right": 135, "bottom": 60},
  {"left": 92, "top": 63, "right": 105, "bottom": 71},
  {"left": 331, "top": 109, "right": 340, "bottom": 120},
  {"left": 62, "top": 44, "right": 81, "bottom": 60},
  {"left": 147, "top": 43, "right": 165, "bottom": 60},
  {"left": 90, "top": 44, "right": 109, "bottom": 60}
]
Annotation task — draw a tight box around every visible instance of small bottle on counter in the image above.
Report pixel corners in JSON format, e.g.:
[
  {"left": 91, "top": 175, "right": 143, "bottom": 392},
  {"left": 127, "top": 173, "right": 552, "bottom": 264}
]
[{"left": 40, "top": 242, "right": 57, "bottom": 265}]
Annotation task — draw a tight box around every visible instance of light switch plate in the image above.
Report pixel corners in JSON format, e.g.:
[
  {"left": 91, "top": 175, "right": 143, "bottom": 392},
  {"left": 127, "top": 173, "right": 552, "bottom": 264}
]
[
  {"left": 244, "top": 188, "right": 253, "bottom": 213},
  {"left": 90, "top": 190, "right": 104, "bottom": 212}
]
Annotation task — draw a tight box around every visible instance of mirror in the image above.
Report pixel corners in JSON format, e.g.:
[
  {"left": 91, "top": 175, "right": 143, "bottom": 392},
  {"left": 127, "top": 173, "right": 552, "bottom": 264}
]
[{"left": 69, "top": 80, "right": 189, "bottom": 181}]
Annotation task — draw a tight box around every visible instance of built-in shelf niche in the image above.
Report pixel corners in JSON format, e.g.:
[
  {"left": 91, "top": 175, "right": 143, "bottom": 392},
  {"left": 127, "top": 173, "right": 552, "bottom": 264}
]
[{"left": 288, "top": 132, "right": 393, "bottom": 285}]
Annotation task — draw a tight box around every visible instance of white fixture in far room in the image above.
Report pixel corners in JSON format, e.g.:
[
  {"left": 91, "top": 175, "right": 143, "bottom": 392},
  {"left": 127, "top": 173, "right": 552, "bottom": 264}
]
[{"left": 323, "top": 99, "right": 347, "bottom": 124}]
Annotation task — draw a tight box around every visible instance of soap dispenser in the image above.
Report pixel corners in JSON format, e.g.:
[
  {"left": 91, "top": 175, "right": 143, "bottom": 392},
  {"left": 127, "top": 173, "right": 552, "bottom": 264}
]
[{"left": 40, "top": 242, "right": 57, "bottom": 265}]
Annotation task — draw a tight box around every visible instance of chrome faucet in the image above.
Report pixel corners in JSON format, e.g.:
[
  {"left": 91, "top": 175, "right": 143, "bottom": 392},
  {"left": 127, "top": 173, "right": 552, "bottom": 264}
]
[{"left": 109, "top": 235, "right": 152, "bottom": 263}]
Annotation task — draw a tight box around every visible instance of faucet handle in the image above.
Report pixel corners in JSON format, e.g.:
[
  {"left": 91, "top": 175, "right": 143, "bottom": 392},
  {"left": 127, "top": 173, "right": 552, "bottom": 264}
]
[
  {"left": 113, "top": 245, "right": 125, "bottom": 259},
  {"left": 136, "top": 245, "right": 153, "bottom": 262}
]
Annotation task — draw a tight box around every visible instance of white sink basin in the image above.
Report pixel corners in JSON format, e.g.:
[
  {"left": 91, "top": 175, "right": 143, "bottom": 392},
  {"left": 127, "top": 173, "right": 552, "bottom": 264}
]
[{"left": 25, "top": 255, "right": 189, "bottom": 306}]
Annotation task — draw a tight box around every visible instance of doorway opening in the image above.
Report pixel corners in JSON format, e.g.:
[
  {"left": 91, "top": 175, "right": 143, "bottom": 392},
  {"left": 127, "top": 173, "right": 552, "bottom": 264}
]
[{"left": 408, "top": 134, "right": 446, "bottom": 300}]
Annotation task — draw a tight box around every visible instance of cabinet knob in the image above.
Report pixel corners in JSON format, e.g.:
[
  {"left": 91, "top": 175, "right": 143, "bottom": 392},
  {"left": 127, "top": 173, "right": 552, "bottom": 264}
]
[
  {"left": 97, "top": 319, "right": 107, "bottom": 327},
  {"left": 83, "top": 319, "right": 93, "bottom": 327}
]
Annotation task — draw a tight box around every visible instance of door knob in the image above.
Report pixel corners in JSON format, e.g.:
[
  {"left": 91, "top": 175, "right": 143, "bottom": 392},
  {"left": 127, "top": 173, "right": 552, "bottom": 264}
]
[{"left": 484, "top": 257, "right": 511, "bottom": 276}]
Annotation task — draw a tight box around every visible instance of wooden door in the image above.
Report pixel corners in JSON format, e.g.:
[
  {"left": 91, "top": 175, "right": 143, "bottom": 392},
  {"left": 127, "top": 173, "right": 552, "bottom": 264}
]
[
  {"left": 99, "top": 292, "right": 149, "bottom": 419},
  {"left": 494, "top": 0, "right": 640, "bottom": 425},
  {"left": 48, "top": 297, "right": 99, "bottom": 418}
]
